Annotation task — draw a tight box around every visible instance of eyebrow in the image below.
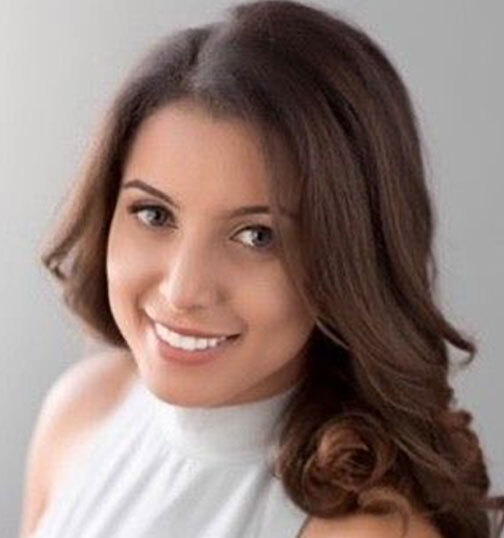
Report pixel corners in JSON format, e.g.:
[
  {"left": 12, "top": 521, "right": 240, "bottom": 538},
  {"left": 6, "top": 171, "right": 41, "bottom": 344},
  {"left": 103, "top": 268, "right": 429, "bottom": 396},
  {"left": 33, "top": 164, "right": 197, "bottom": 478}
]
[{"left": 121, "top": 179, "right": 295, "bottom": 219}]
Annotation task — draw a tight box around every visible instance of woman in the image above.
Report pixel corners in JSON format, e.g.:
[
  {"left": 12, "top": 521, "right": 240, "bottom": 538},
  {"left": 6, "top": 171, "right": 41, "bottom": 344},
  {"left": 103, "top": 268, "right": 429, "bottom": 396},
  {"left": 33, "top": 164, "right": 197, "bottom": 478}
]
[{"left": 19, "top": 1, "right": 504, "bottom": 537}]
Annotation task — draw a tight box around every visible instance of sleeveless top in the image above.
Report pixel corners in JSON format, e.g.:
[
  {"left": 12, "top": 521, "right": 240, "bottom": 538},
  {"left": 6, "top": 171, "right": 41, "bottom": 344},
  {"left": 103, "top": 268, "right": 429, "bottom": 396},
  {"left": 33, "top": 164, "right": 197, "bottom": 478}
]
[{"left": 31, "top": 376, "right": 311, "bottom": 538}]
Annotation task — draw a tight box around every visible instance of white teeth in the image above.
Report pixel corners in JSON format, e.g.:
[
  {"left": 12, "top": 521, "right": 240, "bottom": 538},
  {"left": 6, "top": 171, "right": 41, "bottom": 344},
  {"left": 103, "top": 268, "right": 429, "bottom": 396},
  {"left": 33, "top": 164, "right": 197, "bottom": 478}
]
[{"left": 154, "top": 322, "right": 228, "bottom": 351}]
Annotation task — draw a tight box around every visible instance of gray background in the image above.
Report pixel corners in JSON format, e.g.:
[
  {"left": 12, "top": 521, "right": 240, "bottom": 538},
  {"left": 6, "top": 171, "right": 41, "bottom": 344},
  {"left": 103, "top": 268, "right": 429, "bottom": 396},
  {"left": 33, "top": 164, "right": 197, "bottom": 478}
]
[{"left": 2, "top": 0, "right": 502, "bottom": 535}]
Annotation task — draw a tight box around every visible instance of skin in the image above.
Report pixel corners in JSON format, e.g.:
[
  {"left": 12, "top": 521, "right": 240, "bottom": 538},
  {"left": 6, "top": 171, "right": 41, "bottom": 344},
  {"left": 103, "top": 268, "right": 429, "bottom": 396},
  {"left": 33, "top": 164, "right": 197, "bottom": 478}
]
[{"left": 106, "top": 99, "right": 315, "bottom": 408}]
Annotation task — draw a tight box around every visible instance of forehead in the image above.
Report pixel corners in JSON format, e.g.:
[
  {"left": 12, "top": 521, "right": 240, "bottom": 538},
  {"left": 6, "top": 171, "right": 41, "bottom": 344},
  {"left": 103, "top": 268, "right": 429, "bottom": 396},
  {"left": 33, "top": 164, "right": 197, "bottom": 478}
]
[{"left": 122, "top": 101, "right": 271, "bottom": 203}]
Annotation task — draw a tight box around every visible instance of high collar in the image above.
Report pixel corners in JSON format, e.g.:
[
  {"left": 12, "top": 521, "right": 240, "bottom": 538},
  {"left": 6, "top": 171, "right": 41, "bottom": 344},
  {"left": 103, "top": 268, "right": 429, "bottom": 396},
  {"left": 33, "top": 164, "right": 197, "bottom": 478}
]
[{"left": 135, "top": 379, "right": 300, "bottom": 462}]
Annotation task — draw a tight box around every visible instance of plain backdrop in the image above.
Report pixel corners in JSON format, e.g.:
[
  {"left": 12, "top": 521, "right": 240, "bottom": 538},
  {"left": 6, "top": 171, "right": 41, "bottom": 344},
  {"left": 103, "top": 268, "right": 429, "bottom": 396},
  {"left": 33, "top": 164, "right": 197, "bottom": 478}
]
[{"left": 1, "top": 0, "right": 502, "bottom": 535}]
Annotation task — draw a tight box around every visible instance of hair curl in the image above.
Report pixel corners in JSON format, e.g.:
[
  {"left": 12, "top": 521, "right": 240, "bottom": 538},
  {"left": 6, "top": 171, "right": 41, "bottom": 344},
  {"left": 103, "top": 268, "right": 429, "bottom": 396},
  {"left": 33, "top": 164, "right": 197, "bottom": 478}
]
[{"left": 39, "top": 1, "right": 504, "bottom": 536}]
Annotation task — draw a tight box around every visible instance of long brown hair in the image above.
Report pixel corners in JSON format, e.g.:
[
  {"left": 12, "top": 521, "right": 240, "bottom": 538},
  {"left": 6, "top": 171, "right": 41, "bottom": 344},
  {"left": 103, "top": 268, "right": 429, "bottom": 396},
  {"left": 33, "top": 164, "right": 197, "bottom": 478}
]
[{"left": 39, "top": 1, "right": 504, "bottom": 536}]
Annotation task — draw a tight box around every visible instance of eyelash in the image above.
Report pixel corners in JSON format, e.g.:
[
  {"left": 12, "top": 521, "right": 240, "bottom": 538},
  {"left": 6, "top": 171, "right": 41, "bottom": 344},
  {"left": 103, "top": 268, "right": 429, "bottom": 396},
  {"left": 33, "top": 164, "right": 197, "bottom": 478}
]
[{"left": 126, "top": 203, "right": 276, "bottom": 254}]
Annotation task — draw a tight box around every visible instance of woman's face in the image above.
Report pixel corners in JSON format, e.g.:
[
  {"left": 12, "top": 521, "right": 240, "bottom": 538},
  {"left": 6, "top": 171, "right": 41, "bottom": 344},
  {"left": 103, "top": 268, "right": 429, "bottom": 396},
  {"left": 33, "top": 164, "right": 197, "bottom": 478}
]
[{"left": 106, "top": 100, "right": 314, "bottom": 407}]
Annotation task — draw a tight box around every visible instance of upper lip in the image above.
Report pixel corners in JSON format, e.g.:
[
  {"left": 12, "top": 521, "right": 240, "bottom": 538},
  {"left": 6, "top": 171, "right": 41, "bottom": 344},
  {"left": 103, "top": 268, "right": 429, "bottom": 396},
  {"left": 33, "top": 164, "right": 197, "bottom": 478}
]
[{"left": 150, "top": 318, "right": 237, "bottom": 339}]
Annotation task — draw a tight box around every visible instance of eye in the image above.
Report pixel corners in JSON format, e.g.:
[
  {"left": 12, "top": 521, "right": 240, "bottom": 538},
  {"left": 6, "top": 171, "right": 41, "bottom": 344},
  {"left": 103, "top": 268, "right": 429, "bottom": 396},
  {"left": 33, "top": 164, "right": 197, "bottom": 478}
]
[
  {"left": 233, "top": 225, "right": 276, "bottom": 252},
  {"left": 127, "top": 203, "right": 173, "bottom": 228},
  {"left": 126, "top": 203, "right": 276, "bottom": 253}
]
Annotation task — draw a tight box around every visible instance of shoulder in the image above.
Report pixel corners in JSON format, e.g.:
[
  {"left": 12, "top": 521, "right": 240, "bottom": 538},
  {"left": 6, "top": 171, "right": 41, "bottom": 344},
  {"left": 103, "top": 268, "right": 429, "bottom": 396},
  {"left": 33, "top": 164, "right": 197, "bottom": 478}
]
[
  {"left": 35, "top": 347, "right": 138, "bottom": 479},
  {"left": 19, "top": 348, "right": 136, "bottom": 537},
  {"left": 38, "top": 347, "right": 137, "bottom": 434},
  {"left": 299, "top": 510, "right": 443, "bottom": 538}
]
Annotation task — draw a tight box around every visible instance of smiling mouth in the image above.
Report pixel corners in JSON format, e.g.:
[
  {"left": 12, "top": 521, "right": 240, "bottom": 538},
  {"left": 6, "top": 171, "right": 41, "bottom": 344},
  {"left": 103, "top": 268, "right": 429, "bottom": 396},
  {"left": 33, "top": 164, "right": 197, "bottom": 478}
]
[
  {"left": 153, "top": 320, "right": 240, "bottom": 349},
  {"left": 150, "top": 321, "right": 242, "bottom": 366},
  {"left": 146, "top": 313, "right": 239, "bottom": 340}
]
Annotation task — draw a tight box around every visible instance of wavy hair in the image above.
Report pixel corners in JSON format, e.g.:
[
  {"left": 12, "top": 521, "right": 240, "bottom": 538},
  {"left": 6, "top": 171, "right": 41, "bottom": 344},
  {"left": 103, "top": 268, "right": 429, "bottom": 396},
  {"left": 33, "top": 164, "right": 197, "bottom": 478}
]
[{"left": 39, "top": 1, "right": 504, "bottom": 536}]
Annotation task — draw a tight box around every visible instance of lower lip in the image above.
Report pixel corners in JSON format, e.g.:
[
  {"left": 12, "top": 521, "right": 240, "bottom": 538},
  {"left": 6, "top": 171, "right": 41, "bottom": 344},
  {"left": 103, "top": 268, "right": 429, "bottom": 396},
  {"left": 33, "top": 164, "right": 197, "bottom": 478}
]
[{"left": 151, "top": 325, "right": 241, "bottom": 367}]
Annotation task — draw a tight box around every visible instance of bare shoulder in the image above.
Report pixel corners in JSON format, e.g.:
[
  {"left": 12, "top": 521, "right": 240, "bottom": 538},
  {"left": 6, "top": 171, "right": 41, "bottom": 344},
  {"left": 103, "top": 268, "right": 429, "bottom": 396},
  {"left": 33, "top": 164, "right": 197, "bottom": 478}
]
[
  {"left": 36, "top": 346, "right": 138, "bottom": 479},
  {"left": 38, "top": 347, "right": 137, "bottom": 433},
  {"left": 18, "top": 347, "right": 137, "bottom": 537},
  {"left": 299, "top": 510, "right": 443, "bottom": 538}
]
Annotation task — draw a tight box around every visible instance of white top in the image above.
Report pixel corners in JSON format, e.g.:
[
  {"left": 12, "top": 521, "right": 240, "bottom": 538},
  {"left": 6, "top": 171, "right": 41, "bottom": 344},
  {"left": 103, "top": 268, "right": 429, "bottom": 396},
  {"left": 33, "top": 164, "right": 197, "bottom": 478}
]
[{"left": 31, "top": 377, "right": 310, "bottom": 538}]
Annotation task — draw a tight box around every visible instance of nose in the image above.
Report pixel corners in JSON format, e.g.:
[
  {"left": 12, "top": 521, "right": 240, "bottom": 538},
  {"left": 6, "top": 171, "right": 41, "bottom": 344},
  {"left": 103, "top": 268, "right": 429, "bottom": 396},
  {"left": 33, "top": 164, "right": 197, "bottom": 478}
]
[{"left": 157, "top": 233, "right": 223, "bottom": 314}]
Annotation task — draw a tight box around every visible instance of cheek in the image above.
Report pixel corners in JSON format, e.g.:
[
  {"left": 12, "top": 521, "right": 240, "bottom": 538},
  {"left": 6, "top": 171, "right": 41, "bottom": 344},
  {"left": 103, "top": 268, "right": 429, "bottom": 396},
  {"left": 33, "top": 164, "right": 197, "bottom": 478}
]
[
  {"left": 107, "top": 220, "right": 130, "bottom": 291},
  {"left": 240, "top": 269, "right": 313, "bottom": 347},
  {"left": 106, "top": 212, "right": 153, "bottom": 287},
  {"left": 106, "top": 217, "right": 147, "bottom": 324}
]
